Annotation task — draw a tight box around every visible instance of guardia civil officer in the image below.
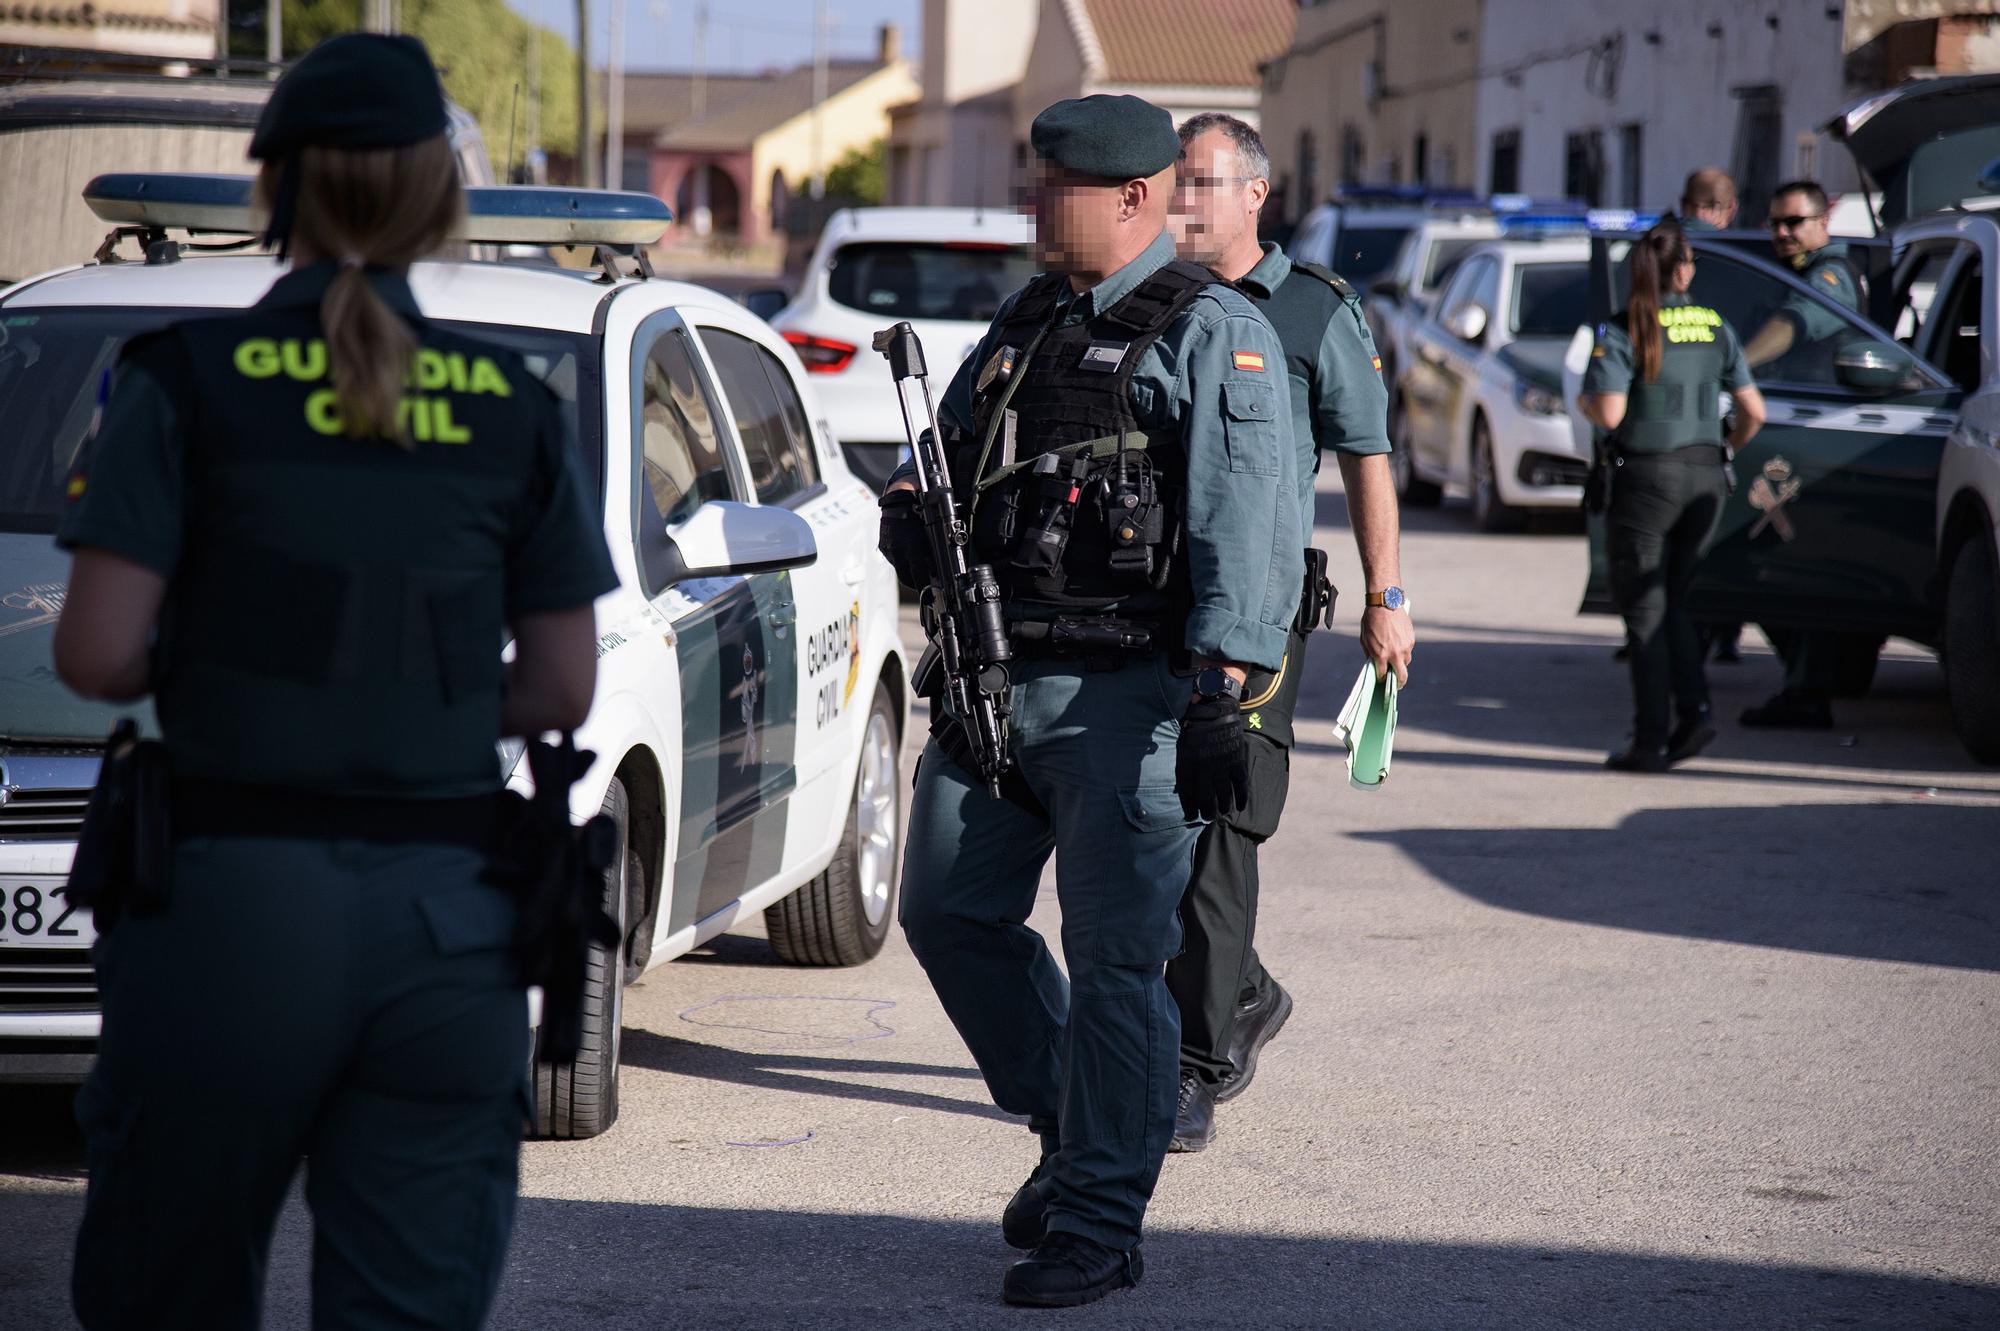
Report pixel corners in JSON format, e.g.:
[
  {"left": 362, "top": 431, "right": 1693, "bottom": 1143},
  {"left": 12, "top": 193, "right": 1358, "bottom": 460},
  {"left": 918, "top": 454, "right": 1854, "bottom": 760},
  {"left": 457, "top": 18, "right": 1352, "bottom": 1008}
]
[
  {"left": 1581, "top": 218, "right": 1765, "bottom": 771},
  {"left": 879, "top": 95, "right": 1300, "bottom": 1307},
  {"left": 53, "top": 34, "right": 618, "bottom": 1329},
  {"left": 1741, "top": 178, "right": 1862, "bottom": 731},
  {"left": 1163, "top": 113, "right": 1414, "bottom": 1151}
]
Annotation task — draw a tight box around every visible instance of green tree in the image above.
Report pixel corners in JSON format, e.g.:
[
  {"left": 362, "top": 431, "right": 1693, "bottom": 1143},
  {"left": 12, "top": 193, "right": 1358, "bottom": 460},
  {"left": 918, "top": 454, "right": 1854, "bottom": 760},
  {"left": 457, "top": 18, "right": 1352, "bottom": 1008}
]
[
  {"left": 824, "top": 138, "right": 886, "bottom": 206},
  {"left": 278, "top": 0, "right": 580, "bottom": 171}
]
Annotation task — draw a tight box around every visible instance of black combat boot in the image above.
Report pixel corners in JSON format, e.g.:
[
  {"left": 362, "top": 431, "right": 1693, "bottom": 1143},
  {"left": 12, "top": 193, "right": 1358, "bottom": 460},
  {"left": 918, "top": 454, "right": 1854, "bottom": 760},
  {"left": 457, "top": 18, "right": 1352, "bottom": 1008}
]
[
  {"left": 1605, "top": 739, "right": 1671, "bottom": 773},
  {"left": 1216, "top": 980, "right": 1293, "bottom": 1103},
  {"left": 1740, "top": 689, "right": 1833, "bottom": 729},
  {"left": 1667, "top": 705, "right": 1716, "bottom": 764},
  {"left": 1169, "top": 1069, "right": 1216, "bottom": 1153},
  {"left": 1001, "top": 1151, "right": 1055, "bottom": 1250},
  {"left": 1002, "top": 1233, "right": 1144, "bottom": 1307}
]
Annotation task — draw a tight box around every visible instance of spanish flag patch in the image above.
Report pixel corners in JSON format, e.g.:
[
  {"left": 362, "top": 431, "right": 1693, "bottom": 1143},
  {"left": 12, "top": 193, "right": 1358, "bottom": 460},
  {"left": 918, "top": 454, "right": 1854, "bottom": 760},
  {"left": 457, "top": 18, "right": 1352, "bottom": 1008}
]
[
  {"left": 1232, "top": 350, "right": 1266, "bottom": 372},
  {"left": 1371, "top": 356, "right": 1383, "bottom": 371}
]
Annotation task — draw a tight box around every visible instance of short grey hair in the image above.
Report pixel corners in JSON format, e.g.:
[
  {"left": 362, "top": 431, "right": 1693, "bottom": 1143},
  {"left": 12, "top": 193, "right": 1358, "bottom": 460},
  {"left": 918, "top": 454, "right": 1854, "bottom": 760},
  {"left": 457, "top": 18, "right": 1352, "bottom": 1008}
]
[{"left": 1177, "top": 113, "right": 1270, "bottom": 183}]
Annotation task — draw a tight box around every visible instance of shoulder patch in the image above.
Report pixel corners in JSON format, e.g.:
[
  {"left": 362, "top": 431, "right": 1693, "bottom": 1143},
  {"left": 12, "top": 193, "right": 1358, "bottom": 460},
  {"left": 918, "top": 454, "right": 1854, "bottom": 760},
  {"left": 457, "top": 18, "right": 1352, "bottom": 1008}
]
[
  {"left": 1821, "top": 268, "right": 1842, "bottom": 287},
  {"left": 1233, "top": 350, "right": 1267, "bottom": 372}
]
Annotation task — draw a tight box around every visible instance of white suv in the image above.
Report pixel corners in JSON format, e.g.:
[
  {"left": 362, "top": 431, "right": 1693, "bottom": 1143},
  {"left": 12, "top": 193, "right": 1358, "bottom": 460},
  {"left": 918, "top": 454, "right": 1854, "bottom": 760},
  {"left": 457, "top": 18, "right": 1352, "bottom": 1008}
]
[
  {"left": 0, "top": 178, "right": 909, "bottom": 1138},
  {"left": 771, "top": 206, "right": 1034, "bottom": 493}
]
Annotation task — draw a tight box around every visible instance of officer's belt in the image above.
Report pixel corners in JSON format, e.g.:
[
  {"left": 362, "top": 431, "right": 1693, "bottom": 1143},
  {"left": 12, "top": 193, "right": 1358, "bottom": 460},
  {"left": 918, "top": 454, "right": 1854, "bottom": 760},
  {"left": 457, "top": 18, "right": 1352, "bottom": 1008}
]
[
  {"left": 173, "top": 778, "right": 501, "bottom": 850},
  {"left": 1005, "top": 614, "right": 1160, "bottom": 666},
  {"left": 973, "top": 431, "right": 1153, "bottom": 493}
]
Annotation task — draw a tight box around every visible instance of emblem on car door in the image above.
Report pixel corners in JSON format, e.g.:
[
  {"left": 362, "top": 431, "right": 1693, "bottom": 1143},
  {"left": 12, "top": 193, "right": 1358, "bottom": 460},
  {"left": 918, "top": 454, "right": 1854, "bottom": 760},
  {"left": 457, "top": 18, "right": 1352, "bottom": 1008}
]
[
  {"left": 738, "top": 642, "right": 762, "bottom": 768},
  {"left": 1747, "top": 457, "right": 1802, "bottom": 542}
]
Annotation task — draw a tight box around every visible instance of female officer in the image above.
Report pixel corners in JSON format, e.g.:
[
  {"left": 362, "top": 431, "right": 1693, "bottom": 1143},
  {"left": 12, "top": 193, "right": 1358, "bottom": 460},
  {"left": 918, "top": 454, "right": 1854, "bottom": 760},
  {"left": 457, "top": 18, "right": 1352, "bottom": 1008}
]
[
  {"left": 52, "top": 34, "right": 618, "bottom": 1329},
  {"left": 1582, "top": 217, "right": 1765, "bottom": 772}
]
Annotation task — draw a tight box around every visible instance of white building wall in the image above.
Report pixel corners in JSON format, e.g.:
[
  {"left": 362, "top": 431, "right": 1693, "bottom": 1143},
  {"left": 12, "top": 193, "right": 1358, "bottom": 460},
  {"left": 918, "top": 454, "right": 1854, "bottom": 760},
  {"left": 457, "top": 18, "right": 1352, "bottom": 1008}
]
[{"left": 1475, "top": 0, "right": 1860, "bottom": 217}]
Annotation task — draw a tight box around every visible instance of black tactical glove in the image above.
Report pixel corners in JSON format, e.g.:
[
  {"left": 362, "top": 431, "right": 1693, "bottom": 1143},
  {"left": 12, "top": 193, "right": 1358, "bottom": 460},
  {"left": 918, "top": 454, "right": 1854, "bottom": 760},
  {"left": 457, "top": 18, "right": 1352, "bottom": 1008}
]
[
  {"left": 878, "top": 488, "right": 933, "bottom": 589},
  {"left": 1176, "top": 695, "right": 1250, "bottom": 822}
]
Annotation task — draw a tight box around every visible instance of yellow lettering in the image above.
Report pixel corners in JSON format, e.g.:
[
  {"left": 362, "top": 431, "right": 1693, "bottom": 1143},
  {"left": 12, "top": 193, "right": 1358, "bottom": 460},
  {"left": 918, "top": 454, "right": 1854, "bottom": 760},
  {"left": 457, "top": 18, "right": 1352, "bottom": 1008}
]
[
  {"left": 234, "top": 338, "right": 280, "bottom": 379},
  {"left": 414, "top": 349, "right": 450, "bottom": 391},
  {"left": 448, "top": 353, "right": 469, "bottom": 393},
  {"left": 468, "top": 357, "right": 512, "bottom": 397},
  {"left": 280, "top": 338, "right": 327, "bottom": 382},
  {"left": 304, "top": 388, "right": 342, "bottom": 435},
  {"left": 431, "top": 398, "right": 472, "bottom": 444}
]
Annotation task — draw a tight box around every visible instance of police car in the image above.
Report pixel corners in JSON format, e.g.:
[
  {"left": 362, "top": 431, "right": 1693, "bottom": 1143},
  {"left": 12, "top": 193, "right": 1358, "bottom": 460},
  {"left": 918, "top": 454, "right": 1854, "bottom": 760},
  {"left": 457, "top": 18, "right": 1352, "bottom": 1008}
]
[
  {"left": 0, "top": 176, "right": 909, "bottom": 1136},
  {"left": 1394, "top": 226, "right": 1593, "bottom": 529},
  {"left": 769, "top": 206, "right": 1035, "bottom": 492}
]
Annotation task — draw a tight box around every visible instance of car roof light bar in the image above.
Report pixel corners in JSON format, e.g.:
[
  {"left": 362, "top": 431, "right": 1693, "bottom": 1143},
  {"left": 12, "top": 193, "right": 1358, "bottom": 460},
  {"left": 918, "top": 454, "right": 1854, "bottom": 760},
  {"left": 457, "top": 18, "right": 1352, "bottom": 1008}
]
[{"left": 82, "top": 173, "right": 675, "bottom": 247}]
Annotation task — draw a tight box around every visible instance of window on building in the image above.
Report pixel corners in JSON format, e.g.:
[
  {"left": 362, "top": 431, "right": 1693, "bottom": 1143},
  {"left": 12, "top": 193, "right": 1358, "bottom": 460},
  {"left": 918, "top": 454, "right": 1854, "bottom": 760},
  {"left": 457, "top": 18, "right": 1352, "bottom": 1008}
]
[
  {"left": 1413, "top": 132, "right": 1430, "bottom": 186},
  {"left": 1489, "top": 128, "right": 1520, "bottom": 194},
  {"left": 1564, "top": 129, "right": 1605, "bottom": 207},
  {"left": 1340, "top": 124, "right": 1365, "bottom": 187},
  {"left": 620, "top": 146, "right": 652, "bottom": 193},
  {"left": 1731, "top": 85, "right": 1783, "bottom": 224},
  {"left": 1619, "top": 123, "right": 1643, "bottom": 208}
]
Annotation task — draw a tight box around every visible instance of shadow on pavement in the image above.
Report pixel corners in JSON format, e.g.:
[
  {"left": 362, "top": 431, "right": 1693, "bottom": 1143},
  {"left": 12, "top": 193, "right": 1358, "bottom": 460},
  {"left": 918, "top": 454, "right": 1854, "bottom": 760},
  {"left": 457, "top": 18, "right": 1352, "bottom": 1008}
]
[
  {"left": 1355, "top": 802, "right": 2000, "bottom": 971},
  {"left": 1314, "top": 487, "right": 1585, "bottom": 538},
  {"left": 619, "top": 1028, "right": 1007, "bottom": 1124}
]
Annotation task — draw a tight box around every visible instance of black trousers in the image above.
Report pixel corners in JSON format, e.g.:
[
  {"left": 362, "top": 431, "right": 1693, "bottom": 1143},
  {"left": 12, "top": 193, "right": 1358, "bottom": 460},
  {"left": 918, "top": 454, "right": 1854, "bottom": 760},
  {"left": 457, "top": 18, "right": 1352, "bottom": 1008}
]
[
  {"left": 1165, "top": 628, "right": 1303, "bottom": 1088},
  {"left": 1608, "top": 447, "right": 1727, "bottom": 744}
]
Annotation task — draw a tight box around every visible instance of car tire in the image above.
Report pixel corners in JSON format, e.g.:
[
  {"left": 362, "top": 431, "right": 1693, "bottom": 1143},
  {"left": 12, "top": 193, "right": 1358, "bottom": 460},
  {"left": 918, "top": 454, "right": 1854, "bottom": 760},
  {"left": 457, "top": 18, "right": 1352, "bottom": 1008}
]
[
  {"left": 1944, "top": 536, "right": 2000, "bottom": 764},
  {"left": 1830, "top": 634, "right": 1886, "bottom": 699},
  {"left": 529, "top": 779, "right": 632, "bottom": 1141},
  {"left": 1471, "top": 417, "right": 1522, "bottom": 533},
  {"left": 765, "top": 680, "right": 900, "bottom": 966},
  {"left": 1391, "top": 404, "right": 1442, "bottom": 507}
]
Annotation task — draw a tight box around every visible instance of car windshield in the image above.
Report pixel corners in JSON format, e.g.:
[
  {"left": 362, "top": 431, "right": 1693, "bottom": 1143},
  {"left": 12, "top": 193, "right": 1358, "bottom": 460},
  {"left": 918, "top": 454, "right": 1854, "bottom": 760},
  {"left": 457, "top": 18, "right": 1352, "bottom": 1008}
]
[
  {"left": 1422, "top": 238, "right": 1485, "bottom": 291},
  {"left": 1328, "top": 225, "right": 1414, "bottom": 282},
  {"left": 827, "top": 241, "right": 1036, "bottom": 322},
  {"left": 0, "top": 305, "right": 601, "bottom": 534},
  {"left": 1511, "top": 262, "right": 1589, "bottom": 337}
]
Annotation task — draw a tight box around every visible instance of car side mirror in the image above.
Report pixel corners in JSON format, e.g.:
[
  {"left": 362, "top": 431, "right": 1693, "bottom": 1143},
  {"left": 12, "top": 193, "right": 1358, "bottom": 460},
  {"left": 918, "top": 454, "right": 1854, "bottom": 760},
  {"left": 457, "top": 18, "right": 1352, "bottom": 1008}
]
[
  {"left": 1447, "top": 302, "right": 1488, "bottom": 345},
  {"left": 1834, "top": 339, "right": 1916, "bottom": 394},
  {"left": 741, "top": 287, "right": 790, "bottom": 321},
  {"left": 661, "top": 500, "right": 817, "bottom": 585}
]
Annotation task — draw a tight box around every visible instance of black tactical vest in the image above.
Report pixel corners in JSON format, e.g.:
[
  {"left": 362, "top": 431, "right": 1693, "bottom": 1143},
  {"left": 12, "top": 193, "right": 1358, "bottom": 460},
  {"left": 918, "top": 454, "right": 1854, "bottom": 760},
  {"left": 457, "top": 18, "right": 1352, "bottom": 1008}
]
[
  {"left": 1613, "top": 295, "right": 1729, "bottom": 453},
  {"left": 959, "top": 259, "right": 1215, "bottom": 610},
  {"left": 144, "top": 298, "right": 566, "bottom": 796}
]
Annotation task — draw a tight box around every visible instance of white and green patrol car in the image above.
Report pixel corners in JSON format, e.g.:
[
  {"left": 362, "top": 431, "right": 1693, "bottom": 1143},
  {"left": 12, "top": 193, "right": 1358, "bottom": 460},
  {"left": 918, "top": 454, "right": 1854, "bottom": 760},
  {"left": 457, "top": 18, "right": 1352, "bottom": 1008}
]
[{"left": 0, "top": 178, "right": 909, "bottom": 1137}]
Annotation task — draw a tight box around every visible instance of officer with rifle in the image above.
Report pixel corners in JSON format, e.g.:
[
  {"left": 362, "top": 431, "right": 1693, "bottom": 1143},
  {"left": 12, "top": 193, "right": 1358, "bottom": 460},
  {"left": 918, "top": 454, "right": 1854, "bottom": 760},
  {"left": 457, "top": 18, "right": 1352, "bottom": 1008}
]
[
  {"left": 52, "top": 34, "right": 618, "bottom": 1329},
  {"left": 877, "top": 93, "right": 1300, "bottom": 1308}
]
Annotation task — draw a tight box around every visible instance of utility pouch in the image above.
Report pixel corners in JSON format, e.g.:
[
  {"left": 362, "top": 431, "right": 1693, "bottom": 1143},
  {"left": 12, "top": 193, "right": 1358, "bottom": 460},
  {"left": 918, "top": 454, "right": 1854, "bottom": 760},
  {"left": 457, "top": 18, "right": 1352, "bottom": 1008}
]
[
  {"left": 1103, "top": 451, "right": 1163, "bottom": 584},
  {"left": 68, "top": 719, "right": 173, "bottom": 927},
  {"left": 1010, "top": 453, "right": 1085, "bottom": 577},
  {"left": 1294, "top": 547, "right": 1337, "bottom": 634}
]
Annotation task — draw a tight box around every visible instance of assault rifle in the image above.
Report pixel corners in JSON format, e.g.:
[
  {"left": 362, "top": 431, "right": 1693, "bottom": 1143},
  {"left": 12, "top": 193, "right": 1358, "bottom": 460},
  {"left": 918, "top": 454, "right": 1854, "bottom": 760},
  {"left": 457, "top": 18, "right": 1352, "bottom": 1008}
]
[{"left": 872, "top": 321, "right": 1015, "bottom": 798}]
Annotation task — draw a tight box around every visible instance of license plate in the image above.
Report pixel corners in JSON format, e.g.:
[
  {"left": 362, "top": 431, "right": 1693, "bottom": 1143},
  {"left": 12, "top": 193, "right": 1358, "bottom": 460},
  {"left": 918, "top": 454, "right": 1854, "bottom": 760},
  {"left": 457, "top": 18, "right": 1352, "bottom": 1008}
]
[{"left": 0, "top": 877, "right": 95, "bottom": 947}]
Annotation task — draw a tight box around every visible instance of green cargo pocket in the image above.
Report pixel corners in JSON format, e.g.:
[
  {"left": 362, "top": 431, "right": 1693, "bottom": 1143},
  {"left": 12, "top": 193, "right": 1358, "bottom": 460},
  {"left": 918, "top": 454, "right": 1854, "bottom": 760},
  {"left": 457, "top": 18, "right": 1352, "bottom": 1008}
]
[
  {"left": 1221, "top": 380, "right": 1280, "bottom": 476},
  {"left": 1117, "top": 783, "right": 1198, "bottom": 833}
]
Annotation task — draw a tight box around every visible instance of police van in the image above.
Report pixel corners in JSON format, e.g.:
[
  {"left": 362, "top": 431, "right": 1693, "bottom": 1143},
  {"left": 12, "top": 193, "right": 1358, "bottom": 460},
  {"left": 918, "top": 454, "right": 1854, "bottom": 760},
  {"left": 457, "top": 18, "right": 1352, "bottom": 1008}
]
[{"left": 0, "top": 177, "right": 909, "bottom": 1137}]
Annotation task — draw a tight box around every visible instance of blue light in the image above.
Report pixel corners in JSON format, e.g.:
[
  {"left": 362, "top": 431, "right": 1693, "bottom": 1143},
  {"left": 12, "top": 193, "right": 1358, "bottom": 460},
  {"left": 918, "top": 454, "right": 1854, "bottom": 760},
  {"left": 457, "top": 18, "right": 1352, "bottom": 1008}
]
[
  {"left": 82, "top": 173, "right": 675, "bottom": 247},
  {"left": 1499, "top": 213, "right": 1590, "bottom": 236},
  {"left": 1585, "top": 209, "right": 1661, "bottom": 233}
]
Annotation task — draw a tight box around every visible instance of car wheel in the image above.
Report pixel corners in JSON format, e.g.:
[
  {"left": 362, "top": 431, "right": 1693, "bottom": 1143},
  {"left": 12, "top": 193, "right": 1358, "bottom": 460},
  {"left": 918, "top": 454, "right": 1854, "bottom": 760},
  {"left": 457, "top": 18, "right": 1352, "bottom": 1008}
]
[
  {"left": 765, "top": 680, "right": 901, "bottom": 965},
  {"left": 1471, "top": 417, "right": 1522, "bottom": 533},
  {"left": 1391, "top": 405, "right": 1442, "bottom": 507},
  {"left": 1830, "top": 634, "right": 1886, "bottom": 699},
  {"left": 529, "top": 779, "right": 632, "bottom": 1140},
  {"left": 1944, "top": 536, "right": 2000, "bottom": 764}
]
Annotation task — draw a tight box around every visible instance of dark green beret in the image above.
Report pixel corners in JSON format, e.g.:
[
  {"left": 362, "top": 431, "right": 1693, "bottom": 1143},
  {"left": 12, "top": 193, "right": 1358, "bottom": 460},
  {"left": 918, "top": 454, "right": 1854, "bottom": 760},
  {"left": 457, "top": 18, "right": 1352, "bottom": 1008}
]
[
  {"left": 250, "top": 33, "right": 450, "bottom": 161},
  {"left": 1030, "top": 95, "right": 1178, "bottom": 180}
]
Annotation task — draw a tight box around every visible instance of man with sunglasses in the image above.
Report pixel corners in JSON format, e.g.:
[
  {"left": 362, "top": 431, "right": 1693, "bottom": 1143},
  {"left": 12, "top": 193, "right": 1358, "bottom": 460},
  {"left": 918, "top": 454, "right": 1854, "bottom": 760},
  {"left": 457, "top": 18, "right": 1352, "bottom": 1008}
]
[{"left": 1741, "top": 179, "right": 1861, "bottom": 730}]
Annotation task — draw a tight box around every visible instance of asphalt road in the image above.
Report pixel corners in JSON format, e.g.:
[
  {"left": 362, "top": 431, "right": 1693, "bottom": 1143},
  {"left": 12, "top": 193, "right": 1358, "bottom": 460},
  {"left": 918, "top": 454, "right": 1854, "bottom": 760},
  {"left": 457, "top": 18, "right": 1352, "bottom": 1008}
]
[{"left": 4, "top": 475, "right": 1998, "bottom": 1329}]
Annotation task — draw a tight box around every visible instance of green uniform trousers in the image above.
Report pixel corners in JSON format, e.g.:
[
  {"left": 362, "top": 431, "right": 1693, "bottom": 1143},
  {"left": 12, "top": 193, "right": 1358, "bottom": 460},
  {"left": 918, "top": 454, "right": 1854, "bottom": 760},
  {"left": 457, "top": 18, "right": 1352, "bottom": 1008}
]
[
  {"left": 1165, "top": 627, "right": 1303, "bottom": 1088},
  {"left": 74, "top": 836, "right": 528, "bottom": 1331},
  {"left": 1609, "top": 446, "right": 1728, "bottom": 744},
  {"left": 899, "top": 652, "right": 1199, "bottom": 1250}
]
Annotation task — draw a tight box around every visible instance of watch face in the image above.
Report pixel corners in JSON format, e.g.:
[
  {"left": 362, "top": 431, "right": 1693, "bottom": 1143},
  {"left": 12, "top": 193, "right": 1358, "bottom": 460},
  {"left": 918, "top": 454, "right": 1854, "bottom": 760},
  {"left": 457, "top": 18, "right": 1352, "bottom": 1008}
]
[{"left": 1382, "top": 587, "right": 1406, "bottom": 611}]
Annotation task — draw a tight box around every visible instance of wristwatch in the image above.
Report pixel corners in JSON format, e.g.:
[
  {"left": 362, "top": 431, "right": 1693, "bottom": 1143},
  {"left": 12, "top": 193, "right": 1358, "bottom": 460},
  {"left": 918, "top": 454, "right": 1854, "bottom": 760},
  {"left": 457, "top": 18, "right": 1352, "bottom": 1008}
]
[
  {"left": 1191, "top": 666, "right": 1243, "bottom": 702},
  {"left": 1365, "top": 587, "right": 1409, "bottom": 612}
]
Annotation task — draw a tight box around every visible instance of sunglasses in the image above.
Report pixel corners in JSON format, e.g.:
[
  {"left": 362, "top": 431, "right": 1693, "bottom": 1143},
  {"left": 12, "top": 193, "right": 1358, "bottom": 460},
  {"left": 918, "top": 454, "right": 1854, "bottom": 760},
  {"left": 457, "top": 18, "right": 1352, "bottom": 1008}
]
[{"left": 1767, "top": 213, "right": 1824, "bottom": 231}]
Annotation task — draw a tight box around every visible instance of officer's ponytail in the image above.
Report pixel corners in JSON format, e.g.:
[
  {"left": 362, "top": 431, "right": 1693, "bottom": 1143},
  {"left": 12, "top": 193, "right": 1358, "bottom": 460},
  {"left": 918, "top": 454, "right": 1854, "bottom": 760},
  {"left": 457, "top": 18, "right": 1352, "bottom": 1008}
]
[
  {"left": 254, "top": 136, "right": 464, "bottom": 446},
  {"left": 1626, "top": 216, "right": 1688, "bottom": 384}
]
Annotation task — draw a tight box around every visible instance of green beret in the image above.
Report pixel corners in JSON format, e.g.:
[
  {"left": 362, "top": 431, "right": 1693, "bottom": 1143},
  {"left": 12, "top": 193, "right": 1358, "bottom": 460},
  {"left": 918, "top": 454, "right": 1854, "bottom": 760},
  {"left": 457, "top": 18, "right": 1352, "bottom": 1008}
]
[
  {"left": 1030, "top": 95, "right": 1178, "bottom": 180},
  {"left": 251, "top": 33, "right": 450, "bottom": 161}
]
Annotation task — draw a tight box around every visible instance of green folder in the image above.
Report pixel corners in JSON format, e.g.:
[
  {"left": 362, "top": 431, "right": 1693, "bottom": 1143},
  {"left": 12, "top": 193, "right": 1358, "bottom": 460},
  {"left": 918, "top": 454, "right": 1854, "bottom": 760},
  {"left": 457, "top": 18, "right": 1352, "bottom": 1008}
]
[{"left": 1334, "top": 661, "right": 1398, "bottom": 792}]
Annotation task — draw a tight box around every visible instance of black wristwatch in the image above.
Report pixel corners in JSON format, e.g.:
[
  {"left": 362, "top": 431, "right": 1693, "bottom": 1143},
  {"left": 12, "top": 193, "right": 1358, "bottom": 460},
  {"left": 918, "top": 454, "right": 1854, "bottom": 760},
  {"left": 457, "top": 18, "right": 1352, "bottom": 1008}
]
[{"left": 1191, "top": 666, "right": 1243, "bottom": 703}]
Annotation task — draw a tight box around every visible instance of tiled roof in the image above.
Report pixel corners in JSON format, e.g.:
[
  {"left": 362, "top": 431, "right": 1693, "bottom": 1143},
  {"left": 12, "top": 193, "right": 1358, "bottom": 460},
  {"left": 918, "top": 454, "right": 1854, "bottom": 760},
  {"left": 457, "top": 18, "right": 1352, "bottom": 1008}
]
[
  {"left": 1, "top": 3, "right": 214, "bottom": 31},
  {"left": 654, "top": 59, "right": 887, "bottom": 149},
  {"left": 619, "top": 70, "right": 766, "bottom": 137},
  {"left": 1075, "top": 0, "right": 1295, "bottom": 89}
]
